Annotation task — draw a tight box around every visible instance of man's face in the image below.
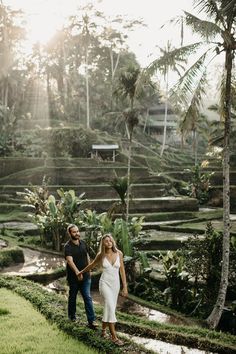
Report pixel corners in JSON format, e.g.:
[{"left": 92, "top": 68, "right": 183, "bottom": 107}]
[{"left": 70, "top": 226, "right": 80, "bottom": 240}]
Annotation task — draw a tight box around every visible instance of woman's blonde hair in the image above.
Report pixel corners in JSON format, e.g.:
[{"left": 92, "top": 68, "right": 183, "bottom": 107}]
[{"left": 98, "top": 233, "right": 118, "bottom": 259}]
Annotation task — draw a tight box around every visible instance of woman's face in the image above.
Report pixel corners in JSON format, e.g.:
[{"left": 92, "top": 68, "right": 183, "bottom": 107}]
[{"left": 103, "top": 236, "right": 113, "bottom": 249}]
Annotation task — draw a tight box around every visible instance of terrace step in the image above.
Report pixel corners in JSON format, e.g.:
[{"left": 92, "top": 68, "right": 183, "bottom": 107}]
[
  {"left": 0, "top": 166, "right": 158, "bottom": 185},
  {"left": 83, "top": 196, "right": 198, "bottom": 213},
  {"left": 0, "top": 157, "right": 199, "bottom": 216},
  {"left": 0, "top": 183, "right": 169, "bottom": 203},
  {"left": 0, "top": 157, "right": 126, "bottom": 178}
]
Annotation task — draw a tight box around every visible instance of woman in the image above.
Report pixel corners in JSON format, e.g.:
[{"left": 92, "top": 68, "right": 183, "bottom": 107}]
[{"left": 78, "top": 233, "right": 128, "bottom": 346}]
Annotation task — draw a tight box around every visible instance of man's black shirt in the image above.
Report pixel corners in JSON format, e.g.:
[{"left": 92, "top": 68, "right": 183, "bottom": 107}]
[{"left": 64, "top": 239, "right": 90, "bottom": 283}]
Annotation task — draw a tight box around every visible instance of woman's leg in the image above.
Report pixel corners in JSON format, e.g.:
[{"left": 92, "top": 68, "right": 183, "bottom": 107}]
[
  {"left": 108, "top": 322, "right": 124, "bottom": 346},
  {"left": 101, "top": 321, "right": 108, "bottom": 337},
  {"left": 108, "top": 322, "right": 117, "bottom": 340}
]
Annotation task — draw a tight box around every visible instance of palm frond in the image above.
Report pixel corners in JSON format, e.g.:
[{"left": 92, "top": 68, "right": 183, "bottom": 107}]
[
  {"left": 193, "top": 0, "right": 226, "bottom": 29},
  {"left": 170, "top": 51, "right": 208, "bottom": 106},
  {"left": 208, "top": 104, "right": 219, "bottom": 111},
  {"left": 114, "top": 65, "right": 148, "bottom": 106},
  {"left": 222, "top": 0, "right": 236, "bottom": 13},
  {"left": 221, "top": 0, "right": 236, "bottom": 26},
  {"left": 209, "top": 134, "right": 224, "bottom": 146},
  {"left": 135, "top": 68, "right": 155, "bottom": 98},
  {"left": 184, "top": 11, "right": 222, "bottom": 40},
  {"left": 180, "top": 69, "right": 208, "bottom": 132},
  {"left": 110, "top": 175, "right": 128, "bottom": 204},
  {"left": 146, "top": 42, "right": 203, "bottom": 77}
]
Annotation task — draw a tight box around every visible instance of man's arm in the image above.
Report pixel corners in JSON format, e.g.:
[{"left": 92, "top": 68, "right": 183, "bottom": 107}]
[{"left": 66, "top": 256, "right": 82, "bottom": 280}]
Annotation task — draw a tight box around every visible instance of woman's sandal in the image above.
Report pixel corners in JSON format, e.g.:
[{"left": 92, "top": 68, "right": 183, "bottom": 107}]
[
  {"left": 111, "top": 338, "right": 124, "bottom": 346},
  {"left": 101, "top": 330, "right": 109, "bottom": 339}
]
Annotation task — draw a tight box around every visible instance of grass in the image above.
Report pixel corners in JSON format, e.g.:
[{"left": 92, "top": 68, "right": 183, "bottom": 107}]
[
  {"left": 0, "top": 248, "right": 24, "bottom": 268},
  {"left": 0, "top": 234, "right": 20, "bottom": 247},
  {"left": 0, "top": 276, "right": 154, "bottom": 354},
  {"left": 0, "top": 209, "right": 31, "bottom": 222},
  {"left": 0, "top": 276, "right": 235, "bottom": 354},
  {"left": 0, "top": 288, "right": 98, "bottom": 354},
  {"left": 167, "top": 219, "right": 236, "bottom": 235}
]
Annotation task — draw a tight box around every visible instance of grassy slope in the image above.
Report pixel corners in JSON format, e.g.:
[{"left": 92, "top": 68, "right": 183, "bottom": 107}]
[
  {"left": 0, "top": 288, "right": 97, "bottom": 354},
  {"left": 0, "top": 276, "right": 235, "bottom": 354},
  {"left": 0, "top": 276, "right": 154, "bottom": 354}
]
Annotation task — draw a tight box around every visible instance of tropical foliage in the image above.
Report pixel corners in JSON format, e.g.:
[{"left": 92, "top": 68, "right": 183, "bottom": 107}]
[
  {"left": 21, "top": 181, "right": 85, "bottom": 251},
  {"left": 146, "top": 0, "right": 236, "bottom": 329}
]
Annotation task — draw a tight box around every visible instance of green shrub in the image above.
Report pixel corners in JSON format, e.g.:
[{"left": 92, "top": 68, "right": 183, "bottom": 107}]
[
  {"left": 0, "top": 307, "right": 10, "bottom": 316},
  {"left": 186, "top": 164, "right": 213, "bottom": 204},
  {"left": 0, "top": 248, "right": 24, "bottom": 268},
  {"left": 182, "top": 222, "right": 222, "bottom": 313}
]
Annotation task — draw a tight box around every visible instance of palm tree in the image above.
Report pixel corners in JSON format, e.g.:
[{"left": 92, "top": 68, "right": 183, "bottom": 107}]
[
  {"left": 69, "top": 5, "right": 104, "bottom": 128},
  {"left": 115, "top": 65, "right": 143, "bottom": 222},
  {"left": 146, "top": 41, "right": 186, "bottom": 156},
  {"left": 154, "top": 0, "right": 235, "bottom": 329},
  {"left": 0, "top": 2, "right": 25, "bottom": 108},
  {"left": 179, "top": 111, "right": 209, "bottom": 165}
]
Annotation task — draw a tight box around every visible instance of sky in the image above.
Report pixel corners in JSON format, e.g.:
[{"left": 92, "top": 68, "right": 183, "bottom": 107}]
[
  {"left": 5, "top": 0, "right": 223, "bottom": 98},
  {"left": 5, "top": 0, "right": 195, "bottom": 66}
]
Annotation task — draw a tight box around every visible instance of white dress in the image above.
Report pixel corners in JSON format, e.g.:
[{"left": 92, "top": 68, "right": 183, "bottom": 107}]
[{"left": 99, "top": 253, "right": 120, "bottom": 323}]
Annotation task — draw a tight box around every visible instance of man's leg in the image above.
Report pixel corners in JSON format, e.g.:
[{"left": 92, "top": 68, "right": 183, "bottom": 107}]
[
  {"left": 80, "top": 276, "right": 96, "bottom": 325},
  {"left": 68, "top": 281, "right": 79, "bottom": 320}
]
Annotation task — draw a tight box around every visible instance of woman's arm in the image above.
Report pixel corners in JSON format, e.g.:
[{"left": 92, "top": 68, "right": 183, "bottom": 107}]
[
  {"left": 119, "top": 251, "right": 128, "bottom": 297},
  {"left": 79, "top": 253, "right": 102, "bottom": 274}
]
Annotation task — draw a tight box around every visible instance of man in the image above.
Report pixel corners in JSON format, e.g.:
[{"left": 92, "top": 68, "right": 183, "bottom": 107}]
[{"left": 64, "top": 223, "right": 98, "bottom": 329}]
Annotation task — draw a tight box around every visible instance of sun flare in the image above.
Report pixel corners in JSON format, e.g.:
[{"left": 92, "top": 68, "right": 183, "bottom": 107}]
[
  {"left": 7, "top": 0, "right": 80, "bottom": 51},
  {"left": 24, "top": 3, "right": 67, "bottom": 49},
  {"left": 25, "top": 12, "right": 62, "bottom": 45}
]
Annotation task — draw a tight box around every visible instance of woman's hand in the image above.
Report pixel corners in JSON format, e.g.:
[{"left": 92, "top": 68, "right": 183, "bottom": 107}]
[
  {"left": 76, "top": 272, "right": 83, "bottom": 281},
  {"left": 120, "top": 286, "right": 128, "bottom": 297}
]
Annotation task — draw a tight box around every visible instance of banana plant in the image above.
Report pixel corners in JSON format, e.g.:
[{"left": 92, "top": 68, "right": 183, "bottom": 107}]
[
  {"left": 57, "top": 188, "right": 85, "bottom": 223},
  {"left": 160, "top": 250, "right": 191, "bottom": 309},
  {"left": 109, "top": 173, "right": 128, "bottom": 218},
  {"left": 138, "top": 251, "right": 152, "bottom": 275},
  {"left": 113, "top": 218, "right": 133, "bottom": 257}
]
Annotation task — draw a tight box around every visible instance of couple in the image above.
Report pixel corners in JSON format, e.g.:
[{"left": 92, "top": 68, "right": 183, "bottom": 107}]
[{"left": 64, "top": 224, "right": 128, "bottom": 346}]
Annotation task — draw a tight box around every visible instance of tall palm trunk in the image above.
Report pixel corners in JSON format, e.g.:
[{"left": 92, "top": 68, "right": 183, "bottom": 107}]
[
  {"left": 143, "top": 108, "right": 149, "bottom": 133},
  {"left": 110, "top": 48, "right": 120, "bottom": 111},
  {"left": 4, "top": 77, "right": 8, "bottom": 107},
  {"left": 126, "top": 130, "right": 132, "bottom": 222},
  {"left": 206, "top": 47, "right": 232, "bottom": 329},
  {"left": 85, "top": 48, "right": 90, "bottom": 129},
  {"left": 126, "top": 98, "right": 134, "bottom": 222},
  {"left": 193, "top": 128, "right": 198, "bottom": 166},
  {"left": 160, "top": 71, "right": 169, "bottom": 157}
]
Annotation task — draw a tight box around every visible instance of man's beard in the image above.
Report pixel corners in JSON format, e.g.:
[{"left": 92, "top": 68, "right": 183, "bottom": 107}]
[{"left": 71, "top": 235, "right": 79, "bottom": 240}]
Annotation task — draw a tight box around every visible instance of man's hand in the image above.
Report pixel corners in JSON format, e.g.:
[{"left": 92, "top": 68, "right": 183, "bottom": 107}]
[{"left": 77, "top": 272, "right": 83, "bottom": 281}]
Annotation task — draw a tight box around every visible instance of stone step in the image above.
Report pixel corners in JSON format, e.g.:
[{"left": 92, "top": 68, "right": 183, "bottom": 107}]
[
  {"left": 210, "top": 171, "right": 236, "bottom": 185},
  {"left": 0, "top": 196, "right": 198, "bottom": 215},
  {"left": 208, "top": 185, "right": 236, "bottom": 212},
  {"left": 133, "top": 229, "right": 191, "bottom": 250},
  {"left": 0, "top": 157, "right": 126, "bottom": 178},
  {"left": 0, "top": 183, "right": 168, "bottom": 202},
  {"left": 0, "top": 166, "right": 157, "bottom": 185},
  {"left": 83, "top": 196, "right": 198, "bottom": 213}
]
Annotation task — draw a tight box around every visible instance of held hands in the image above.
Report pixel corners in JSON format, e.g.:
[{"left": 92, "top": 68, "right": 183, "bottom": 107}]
[{"left": 76, "top": 272, "right": 83, "bottom": 281}]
